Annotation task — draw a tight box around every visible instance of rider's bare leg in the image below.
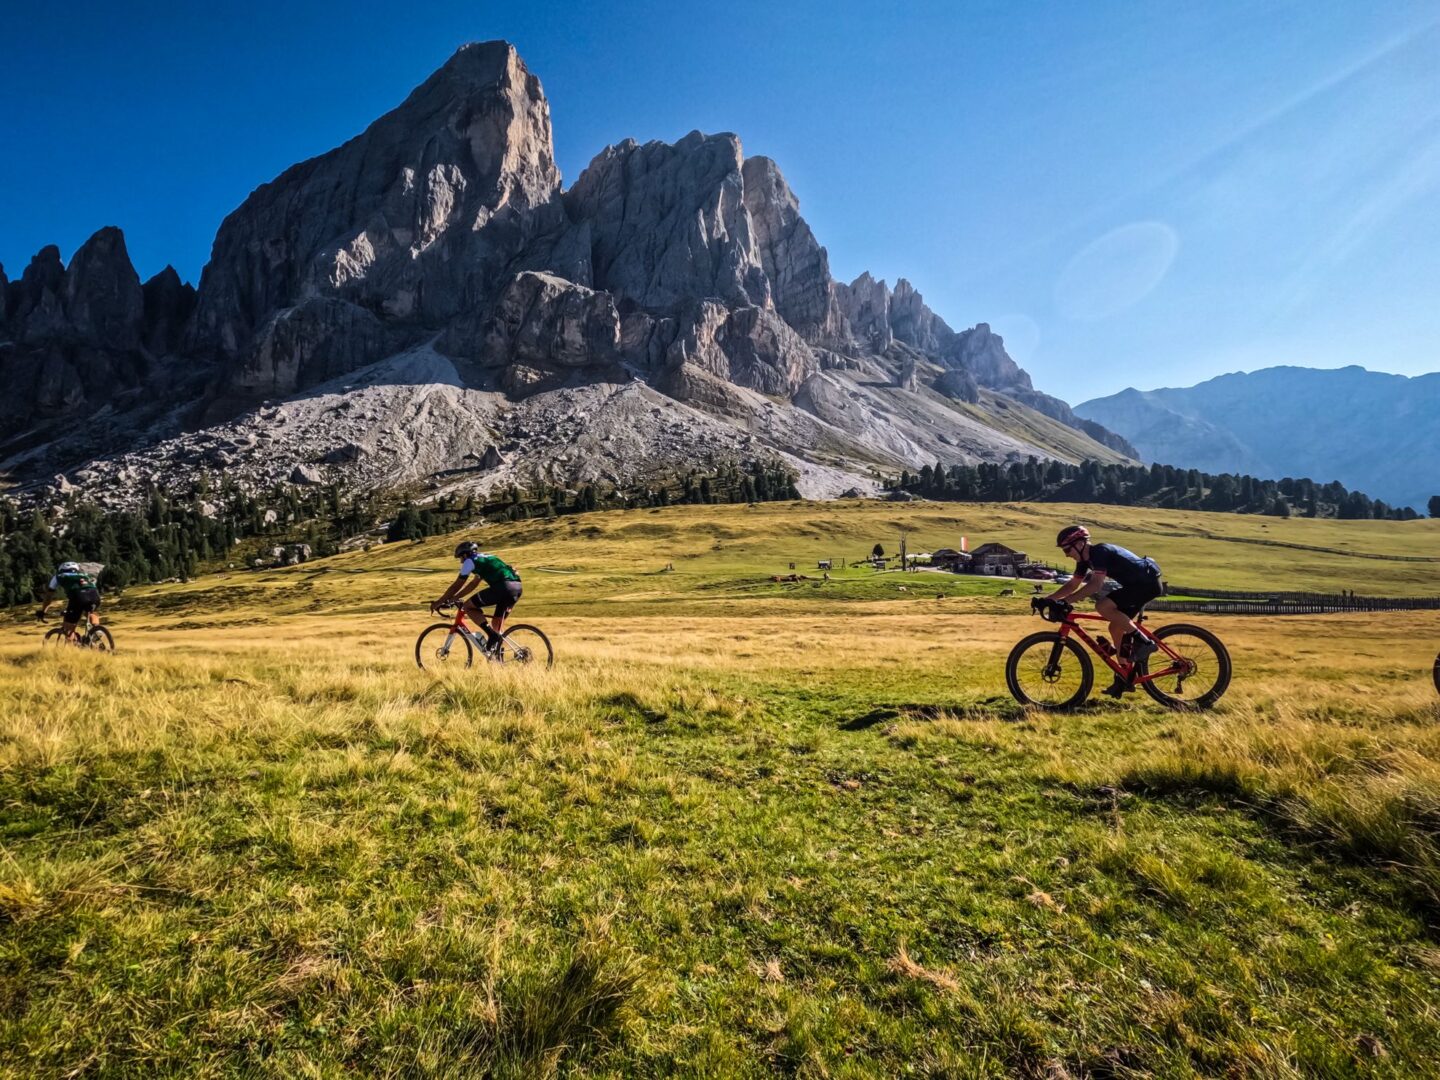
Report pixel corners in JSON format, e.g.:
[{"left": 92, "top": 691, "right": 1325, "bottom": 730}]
[
  {"left": 1095, "top": 596, "right": 1138, "bottom": 657},
  {"left": 61, "top": 618, "right": 80, "bottom": 642},
  {"left": 465, "top": 599, "right": 501, "bottom": 644}
]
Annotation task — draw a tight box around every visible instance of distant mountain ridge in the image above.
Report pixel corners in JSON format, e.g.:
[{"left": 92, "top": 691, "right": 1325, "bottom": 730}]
[
  {"left": 1076, "top": 365, "right": 1440, "bottom": 510},
  {"left": 0, "top": 41, "right": 1133, "bottom": 510}
]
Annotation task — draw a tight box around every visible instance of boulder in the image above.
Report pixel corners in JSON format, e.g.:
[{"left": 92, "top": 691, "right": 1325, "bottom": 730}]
[
  {"left": 322, "top": 442, "right": 366, "bottom": 464},
  {"left": 290, "top": 464, "right": 325, "bottom": 484}
]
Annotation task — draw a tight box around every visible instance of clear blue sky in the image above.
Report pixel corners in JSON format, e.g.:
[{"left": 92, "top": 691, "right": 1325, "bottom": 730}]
[{"left": 3, "top": 0, "right": 1437, "bottom": 402}]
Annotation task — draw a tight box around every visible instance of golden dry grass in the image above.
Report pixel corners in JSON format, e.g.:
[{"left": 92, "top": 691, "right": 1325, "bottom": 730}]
[{"left": 3, "top": 500, "right": 1440, "bottom": 1075}]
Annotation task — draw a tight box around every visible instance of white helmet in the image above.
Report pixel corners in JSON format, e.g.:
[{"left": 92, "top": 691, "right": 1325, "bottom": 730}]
[{"left": 58, "top": 561, "right": 81, "bottom": 574}]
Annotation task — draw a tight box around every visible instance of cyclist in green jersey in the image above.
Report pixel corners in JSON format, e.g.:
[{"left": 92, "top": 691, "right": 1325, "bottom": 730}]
[
  {"left": 431, "top": 542, "right": 523, "bottom": 647},
  {"left": 37, "top": 561, "right": 102, "bottom": 642}
]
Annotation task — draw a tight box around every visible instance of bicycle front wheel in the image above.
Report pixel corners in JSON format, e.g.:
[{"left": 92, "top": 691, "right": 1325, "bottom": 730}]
[
  {"left": 494, "top": 624, "right": 554, "bottom": 670},
  {"left": 1139, "top": 623, "right": 1231, "bottom": 710},
  {"left": 415, "top": 624, "right": 473, "bottom": 671},
  {"left": 86, "top": 626, "right": 115, "bottom": 653},
  {"left": 1006, "top": 632, "right": 1093, "bottom": 711}
]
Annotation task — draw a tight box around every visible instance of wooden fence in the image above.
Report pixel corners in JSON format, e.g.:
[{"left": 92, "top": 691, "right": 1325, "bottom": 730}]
[
  {"left": 1166, "top": 585, "right": 1440, "bottom": 605},
  {"left": 1149, "top": 596, "right": 1440, "bottom": 616}
]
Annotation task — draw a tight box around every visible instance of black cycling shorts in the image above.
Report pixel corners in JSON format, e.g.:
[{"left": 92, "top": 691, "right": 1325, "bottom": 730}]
[
  {"left": 471, "top": 580, "right": 522, "bottom": 615},
  {"left": 63, "top": 588, "right": 101, "bottom": 623},
  {"left": 1103, "top": 580, "right": 1162, "bottom": 618}
]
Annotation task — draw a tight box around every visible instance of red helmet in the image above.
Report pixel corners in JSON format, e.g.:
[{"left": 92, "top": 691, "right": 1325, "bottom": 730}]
[{"left": 1056, "top": 525, "right": 1090, "bottom": 550}]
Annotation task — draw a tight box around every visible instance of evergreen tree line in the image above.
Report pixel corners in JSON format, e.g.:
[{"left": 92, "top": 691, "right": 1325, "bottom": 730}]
[
  {"left": 0, "top": 477, "right": 385, "bottom": 607},
  {"left": 2, "top": 459, "right": 806, "bottom": 605},
  {"left": 893, "top": 458, "right": 1427, "bottom": 520},
  {"left": 385, "top": 462, "right": 802, "bottom": 541}
]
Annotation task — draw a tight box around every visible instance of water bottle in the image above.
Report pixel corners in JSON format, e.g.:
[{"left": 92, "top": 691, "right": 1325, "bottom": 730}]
[{"left": 1097, "top": 635, "right": 1115, "bottom": 658}]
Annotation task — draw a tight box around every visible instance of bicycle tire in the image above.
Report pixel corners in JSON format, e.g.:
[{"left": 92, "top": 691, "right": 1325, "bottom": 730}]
[
  {"left": 1432, "top": 651, "right": 1439, "bottom": 696},
  {"left": 86, "top": 626, "right": 115, "bottom": 653},
  {"left": 494, "top": 624, "right": 554, "bottom": 670},
  {"left": 1006, "top": 631, "right": 1093, "bottom": 711},
  {"left": 415, "top": 623, "right": 473, "bottom": 671},
  {"left": 1139, "top": 623, "right": 1231, "bottom": 711},
  {"left": 42, "top": 627, "right": 66, "bottom": 647}
]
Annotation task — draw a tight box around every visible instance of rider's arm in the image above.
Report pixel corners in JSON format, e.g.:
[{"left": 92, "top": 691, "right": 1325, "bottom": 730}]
[
  {"left": 433, "top": 574, "right": 470, "bottom": 608},
  {"left": 1050, "top": 571, "right": 1104, "bottom": 602}
]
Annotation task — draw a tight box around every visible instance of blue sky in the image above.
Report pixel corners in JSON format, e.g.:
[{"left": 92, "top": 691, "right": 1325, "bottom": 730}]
[{"left": 2, "top": 0, "right": 1437, "bottom": 402}]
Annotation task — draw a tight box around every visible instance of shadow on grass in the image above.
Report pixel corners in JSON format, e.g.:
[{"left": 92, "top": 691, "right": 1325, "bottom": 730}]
[{"left": 838, "top": 696, "right": 1094, "bottom": 730}]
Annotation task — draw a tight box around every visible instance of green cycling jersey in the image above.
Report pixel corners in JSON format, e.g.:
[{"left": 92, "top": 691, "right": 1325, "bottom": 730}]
[
  {"left": 50, "top": 569, "right": 98, "bottom": 599},
  {"left": 459, "top": 553, "right": 520, "bottom": 589}
]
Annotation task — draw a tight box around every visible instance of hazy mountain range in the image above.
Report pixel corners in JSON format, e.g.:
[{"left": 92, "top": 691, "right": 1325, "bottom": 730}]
[
  {"left": 0, "top": 41, "right": 1134, "bottom": 512},
  {"left": 1077, "top": 366, "right": 1439, "bottom": 510}
]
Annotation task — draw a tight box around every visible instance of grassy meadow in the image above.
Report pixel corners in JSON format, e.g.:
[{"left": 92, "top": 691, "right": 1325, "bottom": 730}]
[{"left": 2, "top": 501, "right": 1439, "bottom": 1077}]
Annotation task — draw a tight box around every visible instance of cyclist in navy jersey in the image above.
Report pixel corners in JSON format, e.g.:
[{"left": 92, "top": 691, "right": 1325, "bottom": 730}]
[{"left": 1045, "top": 525, "right": 1163, "bottom": 696}]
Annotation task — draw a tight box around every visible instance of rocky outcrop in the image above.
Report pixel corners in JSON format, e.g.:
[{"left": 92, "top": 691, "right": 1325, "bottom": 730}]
[
  {"left": 0, "top": 230, "right": 177, "bottom": 439},
  {"left": 934, "top": 366, "right": 980, "bottom": 404},
  {"left": 664, "top": 301, "right": 817, "bottom": 397},
  {"left": 941, "top": 322, "right": 1030, "bottom": 391},
  {"left": 889, "top": 279, "right": 951, "bottom": 355},
  {"left": 229, "top": 298, "right": 405, "bottom": 398},
  {"left": 834, "top": 272, "right": 893, "bottom": 351},
  {"left": 834, "top": 273, "right": 953, "bottom": 355},
  {"left": 141, "top": 267, "right": 197, "bottom": 355},
  {"left": 189, "top": 41, "right": 563, "bottom": 370},
  {"left": 565, "top": 131, "right": 768, "bottom": 312},
  {"left": 64, "top": 227, "right": 145, "bottom": 350},
  {"left": 10, "top": 246, "right": 70, "bottom": 344},
  {"left": 478, "top": 271, "right": 619, "bottom": 370},
  {"left": 442, "top": 271, "right": 622, "bottom": 394},
  {"left": 741, "top": 155, "right": 848, "bottom": 346}
]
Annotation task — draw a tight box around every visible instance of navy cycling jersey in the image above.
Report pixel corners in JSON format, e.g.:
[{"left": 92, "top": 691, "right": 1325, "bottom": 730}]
[{"left": 1075, "top": 543, "right": 1159, "bottom": 590}]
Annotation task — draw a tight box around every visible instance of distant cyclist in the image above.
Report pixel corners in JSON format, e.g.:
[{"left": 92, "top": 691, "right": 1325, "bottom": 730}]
[
  {"left": 1045, "top": 525, "right": 1163, "bottom": 696},
  {"left": 431, "top": 542, "right": 522, "bottom": 649},
  {"left": 37, "top": 561, "right": 102, "bottom": 643}
]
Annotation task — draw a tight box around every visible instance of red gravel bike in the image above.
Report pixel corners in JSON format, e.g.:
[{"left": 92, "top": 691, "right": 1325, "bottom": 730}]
[
  {"left": 414, "top": 603, "right": 553, "bottom": 672},
  {"left": 1006, "top": 598, "right": 1230, "bottom": 711}
]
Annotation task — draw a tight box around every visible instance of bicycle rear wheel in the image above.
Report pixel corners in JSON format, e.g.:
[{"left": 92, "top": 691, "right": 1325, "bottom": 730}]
[
  {"left": 1006, "top": 632, "right": 1093, "bottom": 711},
  {"left": 1139, "top": 623, "right": 1231, "bottom": 710},
  {"left": 42, "top": 627, "right": 66, "bottom": 647},
  {"left": 494, "top": 624, "right": 554, "bottom": 670},
  {"left": 415, "top": 624, "right": 473, "bottom": 671},
  {"left": 86, "top": 626, "right": 115, "bottom": 653}
]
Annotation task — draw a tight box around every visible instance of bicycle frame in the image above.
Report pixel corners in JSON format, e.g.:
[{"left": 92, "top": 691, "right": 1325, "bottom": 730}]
[
  {"left": 435, "top": 602, "right": 508, "bottom": 655},
  {"left": 1054, "top": 611, "right": 1188, "bottom": 685}
]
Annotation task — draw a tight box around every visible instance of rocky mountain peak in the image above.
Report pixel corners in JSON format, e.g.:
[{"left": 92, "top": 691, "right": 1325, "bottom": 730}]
[
  {"left": 566, "top": 131, "right": 766, "bottom": 312},
  {"left": 3, "top": 40, "right": 1139, "bottom": 506},
  {"left": 740, "top": 155, "right": 848, "bottom": 346},
  {"left": 189, "top": 39, "right": 563, "bottom": 370},
  {"left": 64, "top": 226, "right": 145, "bottom": 350},
  {"left": 944, "top": 322, "right": 1031, "bottom": 391}
]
